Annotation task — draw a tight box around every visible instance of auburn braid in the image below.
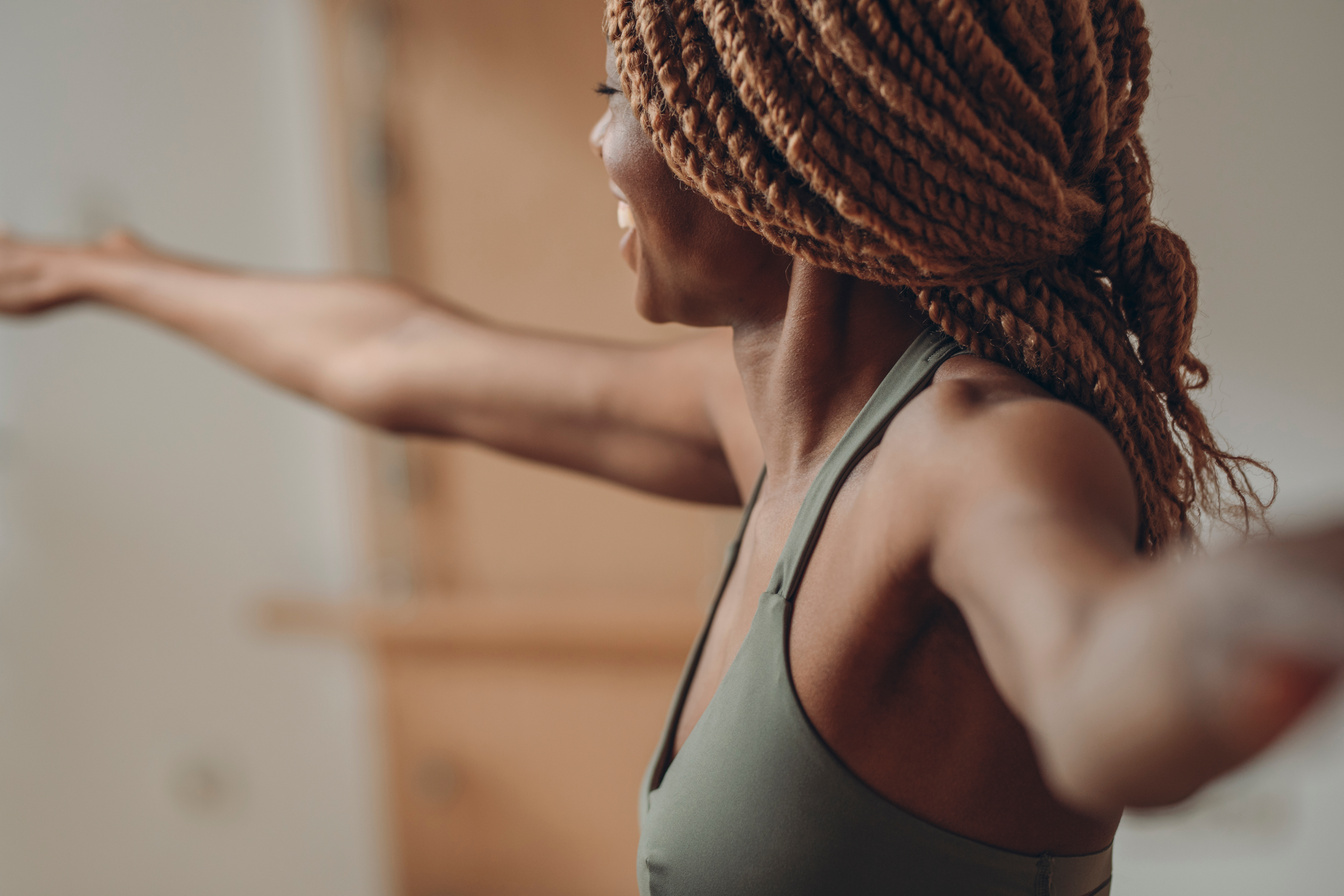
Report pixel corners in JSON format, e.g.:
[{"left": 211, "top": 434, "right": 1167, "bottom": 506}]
[{"left": 606, "top": 0, "right": 1273, "bottom": 549}]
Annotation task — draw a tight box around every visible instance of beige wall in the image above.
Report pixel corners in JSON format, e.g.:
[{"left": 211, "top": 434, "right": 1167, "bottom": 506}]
[
  {"left": 0, "top": 2, "right": 387, "bottom": 895},
  {"left": 1114, "top": 1, "right": 1344, "bottom": 892}
]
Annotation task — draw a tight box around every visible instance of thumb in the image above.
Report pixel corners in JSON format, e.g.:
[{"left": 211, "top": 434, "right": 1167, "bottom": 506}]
[{"left": 99, "top": 227, "right": 145, "bottom": 254}]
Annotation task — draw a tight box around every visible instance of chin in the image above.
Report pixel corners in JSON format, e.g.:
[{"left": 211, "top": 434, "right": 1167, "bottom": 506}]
[
  {"left": 627, "top": 242, "right": 728, "bottom": 328},
  {"left": 633, "top": 282, "right": 676, "bottom": 325},
  {"left": 634, "top": 283, "right": 730, "bottom": 328}
]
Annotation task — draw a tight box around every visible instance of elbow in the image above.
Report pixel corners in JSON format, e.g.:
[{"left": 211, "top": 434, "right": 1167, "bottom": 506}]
[
  {"left": 1033, "top": 720, "right": 1128, "bottom": 819},
  {"left": 1019, "top": 641, "right": 1145, "bottom": 819},
  {"left": 1025, "top": 631, "right": 1215, "bottom": 818},
  {"left": 1025, "top": 674, "right": 1122, "bottom": 817},
  {"left": 1036, "top": 722, "right": 1210, "bottom": 817},
  {"left": 315, "top": 348, "right": 418, "bottom": 433}
]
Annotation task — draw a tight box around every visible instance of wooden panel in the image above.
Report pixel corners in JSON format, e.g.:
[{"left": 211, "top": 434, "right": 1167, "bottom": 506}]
[
  {"left": 378, "top": 0, "right": 737, "bottom": 596},
  {"left": 309, "top": 3, "right": 737, "bottom": 893},
  {"left": 381, "top": 650, "right": 684, "bottom": 896},
  {"left": 382, "top": 0, "right": 633, "bottom": 333},
  {"left": 261, "top": 594, "right": 703, "bottom": 661},
  {"left": 264, "top": 595, "right": 702, "bottom": 893}
]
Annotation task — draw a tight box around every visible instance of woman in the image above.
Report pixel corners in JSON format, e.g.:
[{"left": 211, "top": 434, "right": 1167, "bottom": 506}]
[{"left": 1, "top": 0, "right": 1341, "bottom": 893}]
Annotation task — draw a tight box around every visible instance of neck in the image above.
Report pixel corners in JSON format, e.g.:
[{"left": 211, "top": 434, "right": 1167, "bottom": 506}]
[{"left": 731, "top": 261, "right": 928, "bottom": 485}]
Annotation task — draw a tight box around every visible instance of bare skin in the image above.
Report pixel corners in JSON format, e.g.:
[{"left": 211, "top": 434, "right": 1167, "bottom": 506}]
[{"left": 2, "top": 52, "right": 1343, "bottom": 858}]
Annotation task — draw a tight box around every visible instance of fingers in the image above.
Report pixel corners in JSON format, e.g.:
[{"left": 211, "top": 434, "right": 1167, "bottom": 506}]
[
  {"left": 100, "top": 227, "right": 136, "bottom": 251},
  {"left": 0, "top": 266, "right": 54, "bottom": 313},
  {"left": 0, "top": 224, "right": 18, "bottom": 254},
  {"left": 0, "top": 234, "right": 70, "bottom": 314},
  {"left": 0, "top": 223, "right": 26, "bottom": 252},
  {"left": 1196, "top": 555, "right": 1344, "bottom": 665},
  {"left": 1242, "top": 523, "right": 1344, "bottom": 587}
]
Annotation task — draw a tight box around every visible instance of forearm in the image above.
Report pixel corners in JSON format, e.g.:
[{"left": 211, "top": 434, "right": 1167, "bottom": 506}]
[
  {"left": 75, "top": 251, "right": 445, "bottom": 417},
  {"left": 946, "top": 561, "right": 1221, "bottom": 815},
  {"left": 1030, "top": 589, "right": 1236, "bottom": 815},
  {"left": 1031, "top": 561, "right": 1339, "bottom": 816}
]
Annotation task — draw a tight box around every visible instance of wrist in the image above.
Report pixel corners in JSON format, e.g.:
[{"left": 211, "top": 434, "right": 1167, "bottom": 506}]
[
  {"left": 71, "top": 249, "right": 168, "bottom": 310},
  {"left": 59, "top": 248, "right": 118, "bottom": 300}
]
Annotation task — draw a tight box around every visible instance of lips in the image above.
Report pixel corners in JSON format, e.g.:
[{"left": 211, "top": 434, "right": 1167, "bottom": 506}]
[{"left": 617, "top": 200, "right": 634, "bottom": 230}]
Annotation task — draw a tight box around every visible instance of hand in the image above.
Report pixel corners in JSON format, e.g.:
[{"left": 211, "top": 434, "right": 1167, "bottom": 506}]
[
  {"left": 0, "top": 227, "right": 151, "bottom": 315},
  {"left": 1180, "top": 523, "right": 1344, "bottom": 753}
]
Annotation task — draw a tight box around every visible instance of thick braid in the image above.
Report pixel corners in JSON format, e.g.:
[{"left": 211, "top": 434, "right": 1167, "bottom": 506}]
[
  {"left": 783, "top": 1, "right": 1072, "bottom": 251},
  {"left": 1050, "top": 0, "right": 1109, "bottom": 176},
  {"left": 607, "top": 0, "right": 1273, "bottom": 549}
]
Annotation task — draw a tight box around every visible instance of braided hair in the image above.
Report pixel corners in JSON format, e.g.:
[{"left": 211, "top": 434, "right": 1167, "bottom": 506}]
[{"left": 605, "top": 0, "right": 1273, "bottom": 550}]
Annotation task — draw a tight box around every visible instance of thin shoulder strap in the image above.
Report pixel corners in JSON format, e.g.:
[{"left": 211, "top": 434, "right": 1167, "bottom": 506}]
[
  {"left": 646, "top": 464, "right": 767, "bottom": 791},
  {"left": 767, "top": 327, "right": 963, "bottom": 601},
  {"left": 733, "top": 467, "right": 768, "bottom": 548}
]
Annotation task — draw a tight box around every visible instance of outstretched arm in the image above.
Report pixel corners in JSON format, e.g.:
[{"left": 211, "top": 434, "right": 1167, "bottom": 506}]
[
  {"left": 917, "top": 383, "right": 1343, "bottom": 816},
  {"left": 0, "top": 229, "right": 744, "bottom": 504}
]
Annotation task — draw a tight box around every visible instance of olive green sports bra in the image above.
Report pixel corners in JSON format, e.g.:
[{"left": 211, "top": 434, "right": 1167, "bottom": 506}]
[{"left": 637, "top": 327, "right": 1113, "bottom": 896}]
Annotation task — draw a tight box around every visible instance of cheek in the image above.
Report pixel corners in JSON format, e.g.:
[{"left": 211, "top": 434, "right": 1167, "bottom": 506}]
[
  {"left": 604, "top": 121, "right": 699, "bottom": 271},
  {"left": 603, "top": 116, "right": 683, "bottom": 226},
  {"left": 604, "top": 124, "right": 715, "bottom": 268},
  {"left": 602, "top": 112, "right": 785, "bottom": 324}
]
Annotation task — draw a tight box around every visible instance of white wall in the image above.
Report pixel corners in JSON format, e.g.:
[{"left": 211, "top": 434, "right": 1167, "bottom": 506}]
[
  {"left": 1113, "top": 1, "right": 1344, "bottom": 892},
  {"left": 0, "top": 2, "right": 387, "bottom": 895}
]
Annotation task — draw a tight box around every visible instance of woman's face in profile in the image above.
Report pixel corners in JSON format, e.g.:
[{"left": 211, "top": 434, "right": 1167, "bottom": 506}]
[{"left": 590, "top": 45, "right": 789, "bottom": 327}]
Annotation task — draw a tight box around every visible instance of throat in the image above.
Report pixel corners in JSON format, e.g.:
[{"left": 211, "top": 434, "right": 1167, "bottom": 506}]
[{"left": 729, "top": 263, "right": 928, "bottom": 478}]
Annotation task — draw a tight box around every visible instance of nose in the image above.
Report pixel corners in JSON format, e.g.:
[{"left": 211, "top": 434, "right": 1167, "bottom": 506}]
[{"left": 589, "top": 109, "right": 611, "bottom": 159}]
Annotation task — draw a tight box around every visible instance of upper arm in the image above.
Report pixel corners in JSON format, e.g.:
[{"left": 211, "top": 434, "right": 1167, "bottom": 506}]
[
  {"left": 893, "top": 378, "right": 1344, "bottom": 814},
  {"left": 918, "top": 386, "right": 1142, "bottom": 724},
  {"left": 322, "top": 299, "right": 751, "bottom": 504}
]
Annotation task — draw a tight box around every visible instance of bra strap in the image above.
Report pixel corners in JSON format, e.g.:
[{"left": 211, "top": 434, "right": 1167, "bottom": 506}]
[
  {"left": 767, "top": 327, "right": 963, "bottom": 601},
  {"left": 734, "top": 467, "right": 768, "bottom": 549}
]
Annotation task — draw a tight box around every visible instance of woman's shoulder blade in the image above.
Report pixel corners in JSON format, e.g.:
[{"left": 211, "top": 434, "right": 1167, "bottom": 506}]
[{"left": 867, "top": 354, "right": 1139, "bottom": 542}]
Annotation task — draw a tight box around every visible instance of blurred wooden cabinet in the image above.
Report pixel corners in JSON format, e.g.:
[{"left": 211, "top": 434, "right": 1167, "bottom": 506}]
[
  {"left": 372, "top": 600, "right": 700, "bottom": 895},
  {"left": 310, "top": 1, "right": 735, "bottom": 893}
]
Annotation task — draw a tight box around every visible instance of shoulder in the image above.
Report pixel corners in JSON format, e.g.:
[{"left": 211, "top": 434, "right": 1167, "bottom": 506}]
[{"left": 870, "top": 354, "right": 1140, "bottom": 546}]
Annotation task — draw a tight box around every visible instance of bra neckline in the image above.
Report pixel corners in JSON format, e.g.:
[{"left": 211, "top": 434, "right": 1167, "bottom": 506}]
[{"left": 648, "top": 326, "right": 962, "bottom": 793}]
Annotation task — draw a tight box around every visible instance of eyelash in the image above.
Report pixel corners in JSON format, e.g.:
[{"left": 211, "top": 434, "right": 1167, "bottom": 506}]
[{"left": 594, "top": 82, "right": 620, "bottom": 96}]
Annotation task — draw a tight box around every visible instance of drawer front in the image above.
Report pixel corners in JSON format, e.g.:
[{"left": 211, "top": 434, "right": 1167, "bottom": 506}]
[{"left": 382, "top": 651, "right": 683, "bottom": 896}]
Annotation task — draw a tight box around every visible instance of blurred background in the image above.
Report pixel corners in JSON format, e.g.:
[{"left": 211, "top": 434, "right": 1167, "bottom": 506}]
[{"left": 0, "top": 1, "right": 1340, "bottom": 894}]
